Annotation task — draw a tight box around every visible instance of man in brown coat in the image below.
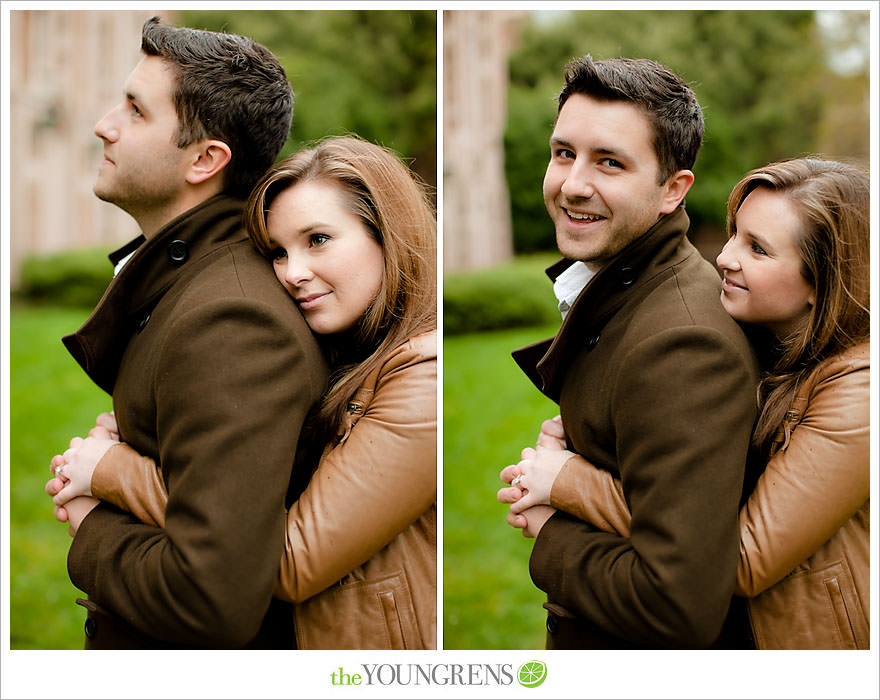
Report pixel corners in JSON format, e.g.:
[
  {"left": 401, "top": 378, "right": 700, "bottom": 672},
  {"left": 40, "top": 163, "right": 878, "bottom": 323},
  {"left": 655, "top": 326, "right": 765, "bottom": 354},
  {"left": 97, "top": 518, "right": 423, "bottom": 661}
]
[
  {"left": 507, "top": 56, "right": 759, "bottom": 648},
  {"left": 46, "top": 17, "right": 327, "bottom": 648}
]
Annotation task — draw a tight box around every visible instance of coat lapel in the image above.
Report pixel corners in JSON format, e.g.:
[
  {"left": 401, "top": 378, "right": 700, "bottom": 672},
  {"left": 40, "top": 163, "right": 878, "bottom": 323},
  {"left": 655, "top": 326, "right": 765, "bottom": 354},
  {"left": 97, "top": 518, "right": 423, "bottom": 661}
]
[
  {"left": 62, "top": 195, "right": 247, "bottom": 394},
  {"left": 512, "top": 207, "right": 694, "bottom": 402}
]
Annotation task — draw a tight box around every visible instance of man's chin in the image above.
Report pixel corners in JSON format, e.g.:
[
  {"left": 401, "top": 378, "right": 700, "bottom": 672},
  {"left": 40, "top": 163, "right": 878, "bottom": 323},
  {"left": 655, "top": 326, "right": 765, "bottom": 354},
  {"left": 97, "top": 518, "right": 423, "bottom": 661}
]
[
  {"left": 93, "top": 186, "right": 115, "bottom": 204},
  {"left": 555, "top": 235, "right": 597, "bottom": 263}
]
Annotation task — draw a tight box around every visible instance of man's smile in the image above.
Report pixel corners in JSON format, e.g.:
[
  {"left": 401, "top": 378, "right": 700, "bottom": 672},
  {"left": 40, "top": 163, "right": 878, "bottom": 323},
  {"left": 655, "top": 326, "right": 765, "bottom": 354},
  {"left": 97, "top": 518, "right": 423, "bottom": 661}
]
[{"left": 563, "top": 207, "right": 606, "bottom": 223}]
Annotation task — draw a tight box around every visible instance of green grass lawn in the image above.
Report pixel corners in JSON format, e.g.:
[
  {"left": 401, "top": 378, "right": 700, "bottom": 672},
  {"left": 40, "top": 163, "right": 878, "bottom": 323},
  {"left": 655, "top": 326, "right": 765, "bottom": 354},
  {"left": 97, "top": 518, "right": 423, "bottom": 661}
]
[
  {"left": 443, "top": 323, "right": 560, "bottom": 649},
  {"left": 9, "top": 302, "right": 113, "bottom": 649}
]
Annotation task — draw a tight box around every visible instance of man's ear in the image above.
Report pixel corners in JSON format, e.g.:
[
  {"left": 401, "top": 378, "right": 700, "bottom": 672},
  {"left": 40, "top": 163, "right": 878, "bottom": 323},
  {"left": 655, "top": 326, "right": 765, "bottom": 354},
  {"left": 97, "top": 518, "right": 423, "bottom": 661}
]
[
  {"left": 659, "top": 169, "right": 695, "bottom": 215},
  {"left": 186, "top": 140, "right": 232, "bottom": 185}
]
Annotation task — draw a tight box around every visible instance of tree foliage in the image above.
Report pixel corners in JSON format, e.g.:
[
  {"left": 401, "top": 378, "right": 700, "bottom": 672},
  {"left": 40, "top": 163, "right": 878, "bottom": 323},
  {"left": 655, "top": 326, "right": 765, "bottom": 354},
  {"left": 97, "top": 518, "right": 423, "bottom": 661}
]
[
  {"left": 180, "top": 10, "right": 437, "bottom": 189},
  {"left": 505, "top": 10, "right": 866, "bottom": 252}
]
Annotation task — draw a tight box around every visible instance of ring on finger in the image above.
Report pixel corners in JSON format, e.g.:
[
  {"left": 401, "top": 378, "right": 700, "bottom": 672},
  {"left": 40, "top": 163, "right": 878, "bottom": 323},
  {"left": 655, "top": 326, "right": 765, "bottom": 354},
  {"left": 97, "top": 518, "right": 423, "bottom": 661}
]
[
  {"left": 55, "top": 465, "right": 64, "bottom": 477},
  {"left": 511, "top": 474, "right": 523, "bottom": 488}
]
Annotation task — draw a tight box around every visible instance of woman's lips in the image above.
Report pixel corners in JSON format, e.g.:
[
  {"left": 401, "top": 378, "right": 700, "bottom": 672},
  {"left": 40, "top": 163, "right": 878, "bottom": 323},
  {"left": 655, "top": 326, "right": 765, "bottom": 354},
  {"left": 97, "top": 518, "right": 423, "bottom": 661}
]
[
  {"left": 721, "top": 277, "right": 747, "bottom": 292},
  {"left": 296, "top": 292, "right": 330, "bottom": 309}
]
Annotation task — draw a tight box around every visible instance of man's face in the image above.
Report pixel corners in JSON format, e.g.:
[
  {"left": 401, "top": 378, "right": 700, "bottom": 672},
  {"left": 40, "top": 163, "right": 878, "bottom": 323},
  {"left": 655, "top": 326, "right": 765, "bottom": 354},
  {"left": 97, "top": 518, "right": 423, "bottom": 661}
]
[
  {"left": 93, "top": 55, "right": 194, "bottom": 223},
  {"left": 542, "top": 94, "right": 681, "bottom": 271}
]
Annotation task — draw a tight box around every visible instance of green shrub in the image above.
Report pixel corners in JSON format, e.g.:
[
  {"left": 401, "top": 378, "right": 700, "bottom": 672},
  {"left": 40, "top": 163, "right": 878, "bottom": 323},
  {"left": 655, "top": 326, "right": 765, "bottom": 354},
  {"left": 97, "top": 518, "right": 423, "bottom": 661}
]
[
  {"left": 444, "top": 254, "right": 561, "bottom": 335},
  {"left": 17, "top": 247, "right": 114, "bottom": 308}
]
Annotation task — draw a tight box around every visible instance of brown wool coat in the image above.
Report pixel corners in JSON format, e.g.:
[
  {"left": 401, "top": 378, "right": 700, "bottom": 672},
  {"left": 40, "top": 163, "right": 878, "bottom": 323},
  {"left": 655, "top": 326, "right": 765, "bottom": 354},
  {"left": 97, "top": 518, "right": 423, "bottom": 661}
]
[
  {"left": 90, "top": 332, "right": 438, "bottom": 649},
  {"left": 63, "top": 195, "right": 328, "bottom": 648},
  {"left": 513, "top": 207, "right": 759, "bottom": 649}
]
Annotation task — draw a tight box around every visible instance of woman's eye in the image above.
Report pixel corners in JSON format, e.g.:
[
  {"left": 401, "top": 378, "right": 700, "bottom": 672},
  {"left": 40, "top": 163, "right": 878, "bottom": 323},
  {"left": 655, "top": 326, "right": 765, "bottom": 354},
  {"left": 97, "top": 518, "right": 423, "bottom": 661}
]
[
  {"left": 309, "top": 234, "right": 330, "bottom": 248},
  {"left": 751, "top": 241, "right": 767, "bottom": 255},
  {"left": 271, "top": 248, "right": 287, "bottom": 261}
]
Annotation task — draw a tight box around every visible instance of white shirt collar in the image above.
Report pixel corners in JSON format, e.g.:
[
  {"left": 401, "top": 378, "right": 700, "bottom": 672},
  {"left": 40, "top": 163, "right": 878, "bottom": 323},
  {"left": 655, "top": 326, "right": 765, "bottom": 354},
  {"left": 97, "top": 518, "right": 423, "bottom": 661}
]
[
  {"left": 553, "top": 261, "right": 596, "bottom": 320},
  {"left": 113, "top": 251, "right": 136, "bottom": 277}
]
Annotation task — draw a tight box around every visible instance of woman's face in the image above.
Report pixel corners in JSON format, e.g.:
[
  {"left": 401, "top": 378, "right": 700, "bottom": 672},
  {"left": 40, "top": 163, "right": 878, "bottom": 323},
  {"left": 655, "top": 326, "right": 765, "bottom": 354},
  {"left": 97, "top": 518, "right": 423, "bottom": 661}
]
[
  {"left": 716, "top": 187, "right": 816, "bottom": 338},
  {"left": 266, "top": 179, "right": 385, "bottom": 335}
]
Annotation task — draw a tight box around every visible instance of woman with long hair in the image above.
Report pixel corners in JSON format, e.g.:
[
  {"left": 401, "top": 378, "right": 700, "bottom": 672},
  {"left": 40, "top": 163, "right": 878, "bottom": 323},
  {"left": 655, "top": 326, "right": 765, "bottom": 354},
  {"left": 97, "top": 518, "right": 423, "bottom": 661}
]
[
  {"left": 499, "top": 157, "right": 869, "bottom": 649},
  {"left": 50, "top": 136, "right": 437, "bottom": 649}
]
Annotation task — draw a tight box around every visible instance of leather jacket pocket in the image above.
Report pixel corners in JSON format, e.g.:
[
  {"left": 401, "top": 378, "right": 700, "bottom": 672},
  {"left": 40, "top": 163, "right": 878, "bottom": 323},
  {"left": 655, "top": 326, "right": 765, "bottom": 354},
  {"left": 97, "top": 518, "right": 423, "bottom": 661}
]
[
  {"left": 294, "top": 571, "right": 422, "bottom": 649},
  {"left": 748, "top": 559, "right": 868, "bottom": 649},
  {"left": 823, "top": 574, "right": 862, "bottom": 649}
]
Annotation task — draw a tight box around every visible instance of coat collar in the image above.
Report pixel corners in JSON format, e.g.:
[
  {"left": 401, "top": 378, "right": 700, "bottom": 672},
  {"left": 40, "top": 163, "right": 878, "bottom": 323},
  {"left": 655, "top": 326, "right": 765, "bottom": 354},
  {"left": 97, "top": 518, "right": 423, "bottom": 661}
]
[
  {"left": 62, "top": 194, "right": 247, "bottom": 394},
  {"left": 512, "top": 206, "right": 694, "bottom": 401}
]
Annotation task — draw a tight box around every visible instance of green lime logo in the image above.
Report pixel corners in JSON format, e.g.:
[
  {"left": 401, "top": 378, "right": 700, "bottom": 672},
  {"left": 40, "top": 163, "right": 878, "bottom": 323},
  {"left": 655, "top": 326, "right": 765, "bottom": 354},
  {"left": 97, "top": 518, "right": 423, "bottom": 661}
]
[{"left": 517, "top": 660, "right": 547, "bottom": 688}]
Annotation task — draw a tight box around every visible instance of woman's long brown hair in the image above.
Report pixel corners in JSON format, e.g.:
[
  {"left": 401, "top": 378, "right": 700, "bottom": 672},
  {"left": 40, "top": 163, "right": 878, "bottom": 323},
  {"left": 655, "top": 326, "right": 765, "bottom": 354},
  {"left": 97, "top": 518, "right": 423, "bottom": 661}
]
[
  {"left": 246, "top": 135, "right": 436, "bottom": 441},
  {"left": 725, "top": 158, "right": 869, "bottom": 457}
]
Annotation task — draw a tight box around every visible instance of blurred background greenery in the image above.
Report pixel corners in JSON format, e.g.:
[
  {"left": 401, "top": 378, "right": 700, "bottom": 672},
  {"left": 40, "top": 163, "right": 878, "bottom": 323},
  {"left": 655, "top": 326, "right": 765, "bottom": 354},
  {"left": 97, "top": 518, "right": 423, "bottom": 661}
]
[
  {"left": 8, "top": 8, "right": 436, "bottom": 650},
  {"left": 442, "top": 8, "right": 869, "bottom": 650}
]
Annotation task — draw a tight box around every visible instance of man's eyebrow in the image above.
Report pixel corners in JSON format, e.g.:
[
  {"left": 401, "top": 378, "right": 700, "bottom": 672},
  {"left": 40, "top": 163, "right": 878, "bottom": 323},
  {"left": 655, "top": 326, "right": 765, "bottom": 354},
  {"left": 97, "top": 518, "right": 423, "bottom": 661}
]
[
  {"left": 549, "top": 137, "right": 632, "bottom": 163},
  {"left": 124, "top": 86, "right": 148, "bottom": 108},
  {"left": 549, "top": 136, "right": 573, "bottom": 149},
  {"left": 595, "top": 145, "right": 633, "bottom": 162}
]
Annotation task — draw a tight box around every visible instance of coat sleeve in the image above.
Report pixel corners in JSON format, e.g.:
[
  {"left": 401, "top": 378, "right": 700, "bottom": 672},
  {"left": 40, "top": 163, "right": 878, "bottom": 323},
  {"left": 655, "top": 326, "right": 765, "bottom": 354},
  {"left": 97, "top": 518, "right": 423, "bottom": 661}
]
[
  {"left": 67, "top": 298, "right": 324, "bottom": 647},
  {"left": 530, "top": 327, "right": 756, "bottom": 648},
  {"left": 735, "top": 361, "right": 869, "bottom": 597},
  {"left": 275, "top": 336, "right": 437, "bottom": 603}
]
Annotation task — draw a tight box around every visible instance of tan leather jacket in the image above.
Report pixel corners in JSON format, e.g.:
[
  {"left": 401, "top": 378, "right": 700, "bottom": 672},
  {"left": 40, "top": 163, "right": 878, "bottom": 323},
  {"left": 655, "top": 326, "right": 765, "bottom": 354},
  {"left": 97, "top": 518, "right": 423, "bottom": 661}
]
[
  {"left": 736, "top": 342, "right": 869, "bottom": 649},
  {"left": 278, "top": 330, "right": 436, "bottom": 649},
  {"left": 546, "top": 343, "right": 869, "bottom": 649},
  {"left": 90, "top": 331, "right": 437, "bottom": 650}
]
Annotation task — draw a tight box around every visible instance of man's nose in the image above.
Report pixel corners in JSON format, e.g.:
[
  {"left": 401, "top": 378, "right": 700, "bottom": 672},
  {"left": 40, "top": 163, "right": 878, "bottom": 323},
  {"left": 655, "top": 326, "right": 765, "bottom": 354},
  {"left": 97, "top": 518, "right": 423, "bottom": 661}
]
[
  {"left": 560, "top": 160, "right": 595, "bottom": 199},
  {"left": 94, "top": 106, "right": 120, "bottom": 143}
]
